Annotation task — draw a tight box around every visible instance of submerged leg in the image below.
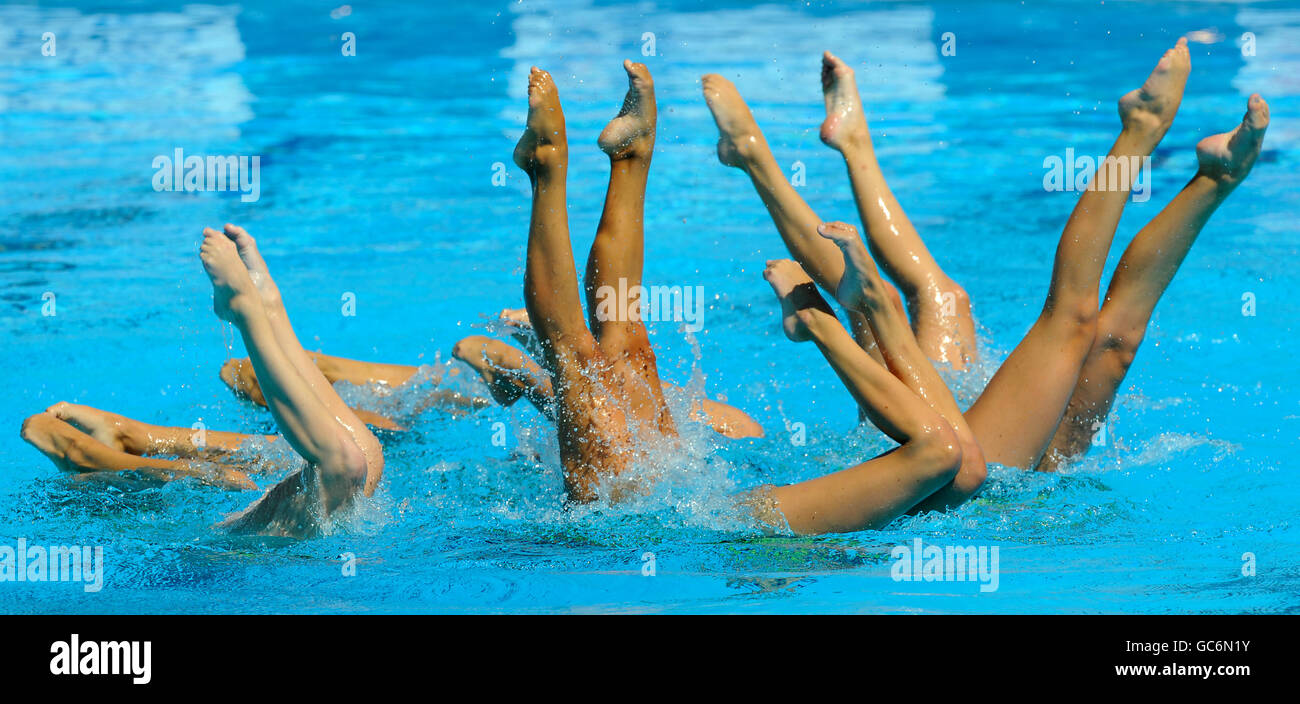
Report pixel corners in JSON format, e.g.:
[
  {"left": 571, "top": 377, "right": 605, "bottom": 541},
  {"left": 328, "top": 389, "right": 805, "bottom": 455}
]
[
  {"left": 1038, "top": 94, "right": 1269, "bottom": 470},
  {"left": 452, "top": 334, "right": 764, "bottom": 439},
  {"left": 222, "top": 353, "right": 421, "bottom": 400},
  {"left": 963, "top": 39, "right": 1190, "bottom": 469},
  {"left": 220, "top": 354, "right": 445, "bottom": 430}
]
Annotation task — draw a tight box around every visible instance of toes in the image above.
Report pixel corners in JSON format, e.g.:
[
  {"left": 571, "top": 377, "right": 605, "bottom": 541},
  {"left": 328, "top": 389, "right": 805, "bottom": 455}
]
[
  {"left": 700, "top": 74, "right": 730, "bottom": 95},
  {"left": 219, "top": 358, "right": 244, "bottom": 384},
  {"left": 624, "top": 60, "right": 652, "bottom": 86},
  {"left": 452, "top": 335, "right": 490, "bottom": 363},
  {"left": 529, "top": 67, "right": 553, "bottom": 88},
  {"left": 817, "top": 221, "right": 859, "bottom": 244},
  {"left": 527, "top": 67, "right": 552, "bottom": 96},
  {"left": 1247, "top": 94, "right": 1270, "bottom": 129},
  {"left": 223, "top": 223, "right": 253, "bottom": 242},
  {"left": 822, "top": 51, "right": 849, "bottom": 73}
]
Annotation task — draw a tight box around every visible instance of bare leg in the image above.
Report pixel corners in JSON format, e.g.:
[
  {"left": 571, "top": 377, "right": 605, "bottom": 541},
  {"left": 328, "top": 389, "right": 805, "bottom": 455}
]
[
  {"left": 222, "top": 354, "right": 421, "bottom": 398},
  {"left": 1038, "top": 94, "right": 1270, "bottom": 470},
  {"left": 491, "top": 308, "right": 763, "bottom": 436},
  {"left": 819, "top": 51, "right": 976, "bottom": 369},
  {"left": 963, "top": 40, "right": 1191, "bottom": 469},
  {"left": 220, "top": 355, "right": 454, "bottom": 430},
  {"left": 757, "top": 260, "right": 963, "bottom": 534},
  {"left": 819, "top": 221, "right": 987, "bottom": 510},
  {"left": 217, "top": 224, "right": 385, "bottom": 492},
  {"left": 20, "top": 411, "right": 256, "bottom": 490},
  {"left": 200, "top": 227, "right": 373, "bottom": 531},
  {"left": 453, "top": 335, "right": 556, "bottom": 419},
  {"left": 44, "top": 402, "right": 270, "bottom": 457},
  {"left": 584, "top": 60, "right": 676, "bottom": 435},
  {"left": 515, "top": 67, "right": 631, "bottom": 502},
  {"left": 452, "top": 334, "right": 764, "bottom": 439},
  {"left": 683, "top": 394, "right": 765, "bottom": 440},
  {"left": 701, "top": 73, "right": 901, "bottom": 366}
]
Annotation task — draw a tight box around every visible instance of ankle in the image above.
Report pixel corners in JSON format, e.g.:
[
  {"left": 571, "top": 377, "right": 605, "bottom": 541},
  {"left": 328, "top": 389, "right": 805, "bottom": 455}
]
[
  {"left": 836, "top": 131, "right": 876, "bottom": 158},
  {"left": 1115, "top": 125, "right": 1161, "bottom": 156},
  {"left": 228, "top": 294, "right": 266, "bottom": 327},
  {"left": 607, "top": 138, "right": 654, "bottom": 163},
  {"left": 118, "top": 418, "right": 155, "bottom": 455},
  {"left": 1193, "top": 167, "right": 1246, "bottom": 193}
]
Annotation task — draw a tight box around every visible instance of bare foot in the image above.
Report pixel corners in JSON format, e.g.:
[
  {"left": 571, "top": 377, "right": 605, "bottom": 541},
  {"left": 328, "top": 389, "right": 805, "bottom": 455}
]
[
  {"left": 220, "top": 358, "right": 268, "bottom": 405},
  {"left": 44, "top": 402, "right": 144, "bottom": 454},
  {"left": 819, "top": 51, "right": 870, "bottom": 151},
  {"left": 702, "top": 73, "right": 770, "bottom": 169},
  {"left": 21, "top": 413, "right": 110, "bottom": 473},
  {"left": 598, "top": 60, "right": 656, "bottom": 160},
  {"left": 200, "top": 227, "right": 261, "bottom": 324},
  {"left": 762, "top": 259, "right": 835, "bottom": 342},
  {"left": 221, "top": 224, "right": 282, "bottom": 309},
  {"left": 1118, "top": 38, "right": 1191, "bottom": 142},
  {"left": 20, "top": 412, "right": 256, "bottom": 490},
  {"left": 498, "top": 307, "right": 532, "bottom": 329},
  {"left": 1196, "top": 94, "right": 1270, "bottom": 187},
  {"left": 513, "top": 67, "right": 567, "bottom": 174},
  {"left": 817, "top": 221, "right": 891, "bottom": 315},
  {"left": 452, "top": 335, "right": 552, "bottom": 410}
]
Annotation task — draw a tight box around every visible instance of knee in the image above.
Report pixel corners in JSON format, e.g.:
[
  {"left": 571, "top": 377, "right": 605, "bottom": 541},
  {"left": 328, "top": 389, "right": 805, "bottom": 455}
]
[
  {"left": 930, "top": 280, "right": 971, "bottom": 319},
  {"left": 1096, "top": 314, "right": 1146, "bottom": 374},
  {"left": 881, "top": 279, "right": 906, "bottom": 317},
  {"left": 600, "top": 327, "right": 657, "bottom": 371},
  {"left": 910, "top": 421, "right": 964, "bottom": 487},
  {"left": 319, "top": 432, "right": 371, "bottom": 501},
  {"left": 952, "top": 433, "right": 988, "bottom": 497},
  {"left": 1042, "top": 294, "right": 1100, "bottom": 349}
]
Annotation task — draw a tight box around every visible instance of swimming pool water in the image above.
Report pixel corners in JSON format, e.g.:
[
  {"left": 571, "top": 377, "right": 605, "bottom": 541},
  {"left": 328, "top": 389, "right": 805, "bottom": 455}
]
[{"left": 1, "top": 0, "right": 1297, "bottom": 614}]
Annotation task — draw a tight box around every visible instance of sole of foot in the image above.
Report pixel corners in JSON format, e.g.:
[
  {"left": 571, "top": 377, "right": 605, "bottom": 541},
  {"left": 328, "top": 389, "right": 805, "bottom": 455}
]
[
  {"left": 701, "top": 73, "right": 767, "bottom": 169},
  {"left": 817, "top": 221, "right": 891, "bottom": 315},
  {"left": 1118, "top": 38, "right": 1191, "bottom": 141},
  {"left": 200, "top": 227, "right": 260, "bottom": 323},
  {"left": 763, "top": 259, "right": 834, "bottom": 342},
  {"left": 222, "top": 224, "right": 282, "bottom": 308},
  {"left": 1196, "top": 93, "right": 1270, "bottom": 187},
  {"left": 513, "top": 67, "right": 567, "bottom": 173},
  {"left": 598, "top": 60, "right": 656, "bottom": 160},
  {"left": 819, "top": 51, "right": 871, "bottom": 151}
]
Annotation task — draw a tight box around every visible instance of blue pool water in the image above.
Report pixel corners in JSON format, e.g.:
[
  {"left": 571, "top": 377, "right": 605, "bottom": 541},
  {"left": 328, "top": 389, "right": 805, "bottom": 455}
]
[{"left": 1, "top": 0, "right": 1297, "bottom": 614}]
